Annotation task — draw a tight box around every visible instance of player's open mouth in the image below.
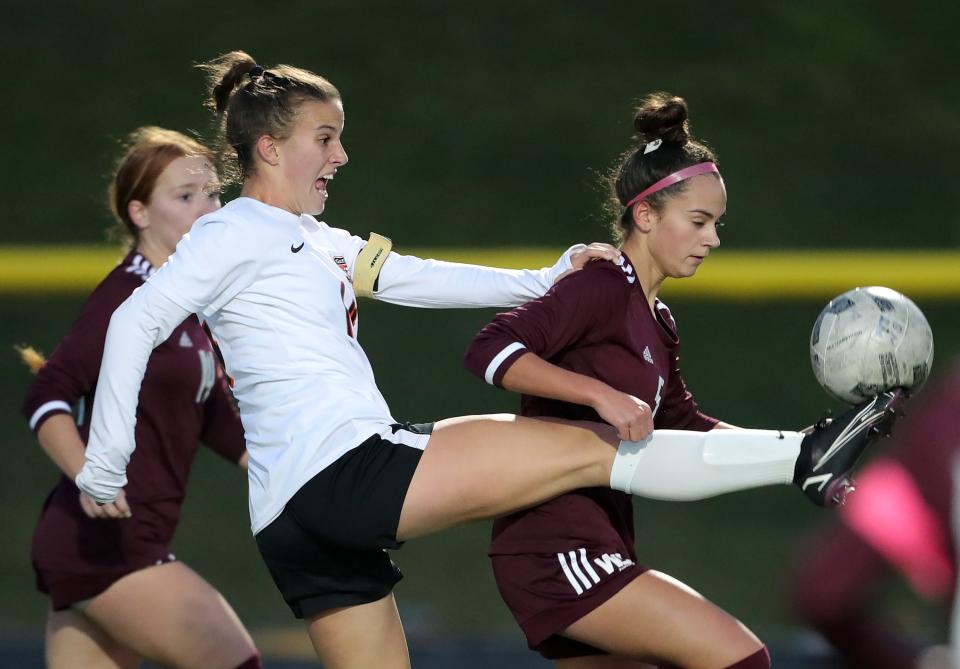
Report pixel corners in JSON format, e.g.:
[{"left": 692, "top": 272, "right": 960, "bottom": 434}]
[{"left": 315, "top": 173, "right": 334, "bottom": 193}]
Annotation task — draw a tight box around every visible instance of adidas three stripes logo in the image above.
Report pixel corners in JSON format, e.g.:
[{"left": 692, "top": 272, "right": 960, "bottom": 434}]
[{"left": 557, "top": 548, "right": 635, "bottom": 595}]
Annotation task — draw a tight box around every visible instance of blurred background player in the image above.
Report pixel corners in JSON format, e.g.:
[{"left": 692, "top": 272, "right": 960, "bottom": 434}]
[
  {"left": 791, "top": 363, "right": 960, "bottom": 669},
  {"left": 20, "top": 127, "right": 261, "bottom": 669},
  {"left": 464, "top": 93, "right": 892, "bottom": 669}
]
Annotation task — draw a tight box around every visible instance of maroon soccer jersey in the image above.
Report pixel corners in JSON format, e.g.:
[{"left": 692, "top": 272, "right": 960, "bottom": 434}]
[
  {"left": 465, "top": 254, "right": 718, "bottom": 656},
  {"left": 23, "top": 250, "right": 246, "bottom": 599},
  {"left": 465, "top": 254, "right": 717, "bottom": 554}
]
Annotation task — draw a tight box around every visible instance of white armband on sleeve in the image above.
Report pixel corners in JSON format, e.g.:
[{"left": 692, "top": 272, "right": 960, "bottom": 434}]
[{"left": 353, "top": 232, "right": 393, "bottom": 298}]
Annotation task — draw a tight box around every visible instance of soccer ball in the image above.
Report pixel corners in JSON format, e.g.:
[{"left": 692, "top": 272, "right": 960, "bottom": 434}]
[{"left": 810, "top": 286, "right": 934, "bottom": 404}]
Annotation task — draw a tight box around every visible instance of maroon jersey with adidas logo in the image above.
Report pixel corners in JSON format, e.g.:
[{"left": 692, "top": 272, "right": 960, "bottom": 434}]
[
  {"left": 23, "top": 250, "right": 246, "bottom": 585},
  {"left": 465, "top": 253, "right": 717, "bottom": 555}
]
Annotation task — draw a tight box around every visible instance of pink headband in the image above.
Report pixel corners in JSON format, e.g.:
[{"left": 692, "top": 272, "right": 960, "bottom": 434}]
[{"left": 624, "top": 161, "right": 720, "bottom": 209}]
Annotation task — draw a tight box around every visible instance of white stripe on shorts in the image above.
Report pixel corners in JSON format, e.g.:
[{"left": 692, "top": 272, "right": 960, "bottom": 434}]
[
  {"left": 379, "top": 426, "right": 430, "bottom": 451},
  {"left": 566, "top": 550, "right": 594, "bottom": 591},
  {"left": 579, "top": 548, "right": 601, "bottom": 584},
  {"left": 557, "top": 552, "right": 584, "bottom": 595},
  {"left": 484, "top": 342, "right": 526, "bottom": 385}
]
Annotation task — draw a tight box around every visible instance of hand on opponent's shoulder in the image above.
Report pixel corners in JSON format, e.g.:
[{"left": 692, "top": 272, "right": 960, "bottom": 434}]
[
  {"left": 567, "top": 242, "right": 621, "bottom": 272},
  {"left": 554, "top": 243, "right": 623, "bottom": 282}
]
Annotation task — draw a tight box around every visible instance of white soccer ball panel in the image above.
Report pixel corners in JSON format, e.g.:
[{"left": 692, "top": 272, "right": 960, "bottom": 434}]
[{"left": 810, "top": 286, "right": 933, "bottom": 404}]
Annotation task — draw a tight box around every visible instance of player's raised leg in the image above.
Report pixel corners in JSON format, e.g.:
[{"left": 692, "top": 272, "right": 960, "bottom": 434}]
[
  {"left": 398, "top": 394, "right": 903, "bottom": 541},
  {"left": 397, "top": 415, "right": 619, "bottom": 540}
]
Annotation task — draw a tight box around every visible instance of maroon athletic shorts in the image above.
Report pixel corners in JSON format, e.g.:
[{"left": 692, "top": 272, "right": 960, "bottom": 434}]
[
  {"left": 35, "top": 553, "right": 178, "bottom": 611},
  {"left": 32, "top": 484, "right": 180, "bottom": 610},
  {"left": 490, "top": 490, "right": 648, "bottom": 659}
]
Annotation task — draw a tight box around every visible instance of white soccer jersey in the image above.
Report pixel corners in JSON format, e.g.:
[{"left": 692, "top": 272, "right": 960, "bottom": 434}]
[{"left": 77, "top": 197, "right": 581, "bottom": 532}]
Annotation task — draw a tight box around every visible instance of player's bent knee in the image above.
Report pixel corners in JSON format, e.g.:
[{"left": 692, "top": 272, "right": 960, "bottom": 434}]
[{"left": 722, "top": 645, "right": 770, "bottom": 669}]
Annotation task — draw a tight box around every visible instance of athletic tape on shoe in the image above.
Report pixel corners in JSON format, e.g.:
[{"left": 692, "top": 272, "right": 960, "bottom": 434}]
[{"left": 354, "top": 232, "right": 392, "bottom": 298}]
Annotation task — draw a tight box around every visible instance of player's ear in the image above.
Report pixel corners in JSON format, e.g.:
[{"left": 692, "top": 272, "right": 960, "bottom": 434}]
[
  {"left": 631, "top": 201, "right": 656, "bottom": 233},
  {"left": 128, "top": 200, "right": 149, "bottom": 230},
  {"left": 255, "top": 135, "right": 281, "bottom": 167}
]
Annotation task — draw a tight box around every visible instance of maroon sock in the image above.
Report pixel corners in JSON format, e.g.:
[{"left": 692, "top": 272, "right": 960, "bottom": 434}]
[
  {"left": 722, "top": 646, "right": 770, "bottom": 669},
  {"left": 232, "top": 654, "right": 263, "bottom": 669}
]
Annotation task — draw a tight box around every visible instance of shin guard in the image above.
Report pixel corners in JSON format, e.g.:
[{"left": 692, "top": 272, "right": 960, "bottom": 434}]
[{"left": 610, "top": 429, "right": 802, "bottom": 498}]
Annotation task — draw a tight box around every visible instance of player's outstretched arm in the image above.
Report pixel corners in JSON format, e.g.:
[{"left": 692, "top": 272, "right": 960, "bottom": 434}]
[{"left": 367, "top": 242, "right": 620, "bottom": 308}]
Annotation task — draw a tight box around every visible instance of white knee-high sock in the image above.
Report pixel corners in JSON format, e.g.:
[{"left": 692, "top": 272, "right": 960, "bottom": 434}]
[{"left": 609, "top": 429, "right": 804, "bottom": 499}]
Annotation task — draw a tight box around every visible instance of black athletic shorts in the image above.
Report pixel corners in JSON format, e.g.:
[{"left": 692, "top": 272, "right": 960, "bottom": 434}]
[{"left": 255, "top": 422, "right": 432, "bottom": 618}]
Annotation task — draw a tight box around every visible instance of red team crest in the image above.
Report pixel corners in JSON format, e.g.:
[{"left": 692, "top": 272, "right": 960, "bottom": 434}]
[{"left": 333, "top": 255, "right": 348, "bottom": 273}]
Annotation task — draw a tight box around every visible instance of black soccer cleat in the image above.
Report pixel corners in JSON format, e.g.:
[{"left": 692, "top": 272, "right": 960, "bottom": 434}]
[{"left": 794, "top": 389, "right": 906, "bottom": 507}]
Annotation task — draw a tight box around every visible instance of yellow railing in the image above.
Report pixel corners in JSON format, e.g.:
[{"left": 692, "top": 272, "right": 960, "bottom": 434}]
[{"left": 2, "top": 246, "right": 959, "bottom": 299}]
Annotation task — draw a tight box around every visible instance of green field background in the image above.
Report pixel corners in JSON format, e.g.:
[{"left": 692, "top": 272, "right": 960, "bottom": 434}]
[{"left": 2, "top": 0, "right": 958, "bottom": 648}]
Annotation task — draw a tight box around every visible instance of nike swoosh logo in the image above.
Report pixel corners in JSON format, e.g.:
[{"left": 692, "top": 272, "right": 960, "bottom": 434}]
[
  {"left": 291, "top": 242, "right": 304, "bottom": 253},
  {"left": 803, "top": 473, "right": 833, "bottom": 491}
]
